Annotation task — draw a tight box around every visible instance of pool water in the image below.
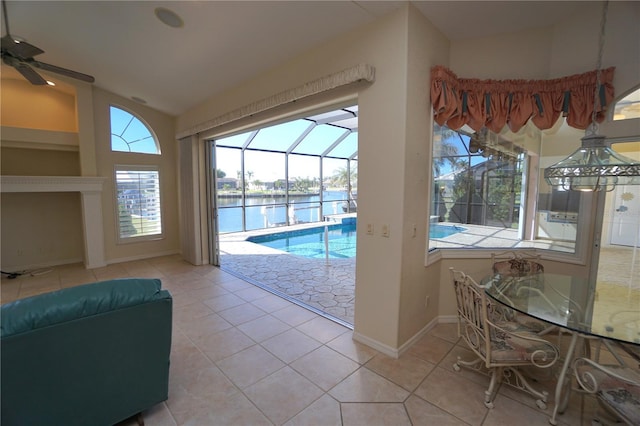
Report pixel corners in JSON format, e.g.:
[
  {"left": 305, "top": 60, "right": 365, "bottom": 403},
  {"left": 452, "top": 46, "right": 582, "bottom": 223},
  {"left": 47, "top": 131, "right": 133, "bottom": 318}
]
[
  {"left": 249, "top": 223, "right": 357, "bottom": 259},
  {"left": 248, "top": 221, "right": 465, "bottom": 259}
]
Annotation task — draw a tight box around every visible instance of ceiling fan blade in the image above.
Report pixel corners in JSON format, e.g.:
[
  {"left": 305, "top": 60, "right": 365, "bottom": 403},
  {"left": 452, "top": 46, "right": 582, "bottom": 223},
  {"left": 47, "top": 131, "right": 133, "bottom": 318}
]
[
  {"left": 28, "top": 59, "right": 95, "bottom": 83},
  {"left": 13, "top": 62, "right": 48, "bottom": 85},
  {"left": 1, "top": 35, "right": 44, "bottom": 59}
]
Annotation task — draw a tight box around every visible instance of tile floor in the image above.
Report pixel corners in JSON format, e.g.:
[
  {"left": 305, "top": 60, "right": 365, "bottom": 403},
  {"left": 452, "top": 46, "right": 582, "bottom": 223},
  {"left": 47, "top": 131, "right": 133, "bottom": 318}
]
[{"left": 0, "top": 255, "right": 620, "bottom": 425}]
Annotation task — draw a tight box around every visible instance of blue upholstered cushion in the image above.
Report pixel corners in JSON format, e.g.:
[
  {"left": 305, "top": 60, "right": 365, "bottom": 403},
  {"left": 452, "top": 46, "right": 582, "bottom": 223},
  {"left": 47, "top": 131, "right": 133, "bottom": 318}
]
[{"left": 1, "top": 278, "right": 169, "bottom": 338}]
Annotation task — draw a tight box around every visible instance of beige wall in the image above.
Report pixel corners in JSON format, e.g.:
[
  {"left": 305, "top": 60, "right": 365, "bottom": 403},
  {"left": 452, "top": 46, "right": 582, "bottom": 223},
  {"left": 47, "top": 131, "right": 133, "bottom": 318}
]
[
  {"left": 0, "top": 79, "right": 77, "bottom": 132},
  {"left": 92, "top": 88, "right": 180, "bottom": 263},
  {"left": 0, "top": 79, "right": 180, "bottom": 269},
  {"left": 397, "top": 5, "right": 450, "bottom": 345},
  {"left": 1, "top": 148, "right": 80, "bottom": 176},
  {"left": 1, "top": 192, "right": 84, "bottom": 269}
]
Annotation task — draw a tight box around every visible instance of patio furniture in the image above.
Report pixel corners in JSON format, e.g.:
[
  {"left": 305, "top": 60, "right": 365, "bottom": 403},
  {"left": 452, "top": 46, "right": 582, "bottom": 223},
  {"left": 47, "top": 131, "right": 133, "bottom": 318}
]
[{"left": 450, "top": 267, "right": 560, "bottom": 409}]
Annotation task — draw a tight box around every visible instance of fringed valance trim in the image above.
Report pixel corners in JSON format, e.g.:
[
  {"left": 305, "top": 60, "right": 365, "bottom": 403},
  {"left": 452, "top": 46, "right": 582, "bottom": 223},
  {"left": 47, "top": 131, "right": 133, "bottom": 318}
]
[
  {"left": 430, "top": 65, "right": 615, "bottom": 133},
  {"left": 177, "top": 63, "right": 375, "bottom": 139}
]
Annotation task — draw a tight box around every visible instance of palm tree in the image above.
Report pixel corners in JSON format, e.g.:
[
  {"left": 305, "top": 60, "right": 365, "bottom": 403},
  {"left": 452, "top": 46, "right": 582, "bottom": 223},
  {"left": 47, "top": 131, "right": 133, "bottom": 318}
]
[{"left": 331, "top": 164, "right": 357, "bottom": 189}]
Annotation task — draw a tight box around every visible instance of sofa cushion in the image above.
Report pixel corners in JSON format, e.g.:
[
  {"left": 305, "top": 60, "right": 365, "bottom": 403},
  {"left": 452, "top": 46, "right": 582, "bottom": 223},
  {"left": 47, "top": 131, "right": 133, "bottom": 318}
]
[{"left": 1, "top": 278, "right": 169, "bottom": 338}]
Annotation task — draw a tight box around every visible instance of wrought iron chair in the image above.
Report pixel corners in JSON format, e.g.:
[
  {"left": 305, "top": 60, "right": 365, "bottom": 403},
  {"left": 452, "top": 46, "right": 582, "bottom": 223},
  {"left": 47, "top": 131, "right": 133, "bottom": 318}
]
[
  {"left": 450, "top": 267, "right": 560, "bottom": 409},
  {"left": 490, "top": 251, "right": 558, "bottom": 335},
  {"left": 491, "top": 250, "right": 545, "bottom": 279},
  {"left": 574, "top": 344, "right": 640, "bottom": 425}
]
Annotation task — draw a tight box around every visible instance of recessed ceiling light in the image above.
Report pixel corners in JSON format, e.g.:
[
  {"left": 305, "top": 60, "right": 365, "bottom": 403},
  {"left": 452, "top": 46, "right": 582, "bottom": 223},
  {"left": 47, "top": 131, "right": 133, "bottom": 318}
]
[
  {"left": 131, "top": 96, "right": 147, "bottom": 104},
  {"left": 46, "top": 80, "right": 56, "bottom": 86},
  {"left": 154, "top": 7, "right": 183, "bottom": 28}
]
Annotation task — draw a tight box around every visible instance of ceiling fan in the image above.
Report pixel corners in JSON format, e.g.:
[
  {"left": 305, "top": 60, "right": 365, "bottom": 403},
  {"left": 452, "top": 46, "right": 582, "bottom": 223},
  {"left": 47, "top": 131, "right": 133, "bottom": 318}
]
[{"left": 1, "top": 0, "right": 94, "bottom": 85}]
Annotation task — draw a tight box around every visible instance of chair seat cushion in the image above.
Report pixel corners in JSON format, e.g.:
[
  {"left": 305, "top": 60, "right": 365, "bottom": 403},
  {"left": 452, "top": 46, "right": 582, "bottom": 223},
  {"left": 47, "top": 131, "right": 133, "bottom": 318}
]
[
  {"left": 482, "top": 322, "right": 557, "bottom": 364},
  {"left": 577, "top": 364, "right": 640, "bottom": 425}
]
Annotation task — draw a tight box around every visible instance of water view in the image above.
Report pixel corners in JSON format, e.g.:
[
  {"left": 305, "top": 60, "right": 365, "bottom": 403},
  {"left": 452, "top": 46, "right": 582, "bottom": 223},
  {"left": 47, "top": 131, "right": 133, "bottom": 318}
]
[{"left": 218, "top": 190, "right": 353, "bottom": 233}]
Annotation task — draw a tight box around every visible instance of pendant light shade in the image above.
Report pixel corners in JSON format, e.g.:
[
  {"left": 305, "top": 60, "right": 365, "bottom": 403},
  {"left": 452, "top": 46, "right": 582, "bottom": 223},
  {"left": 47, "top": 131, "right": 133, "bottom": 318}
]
[
  {"left": 544, "top": 128, "right": 640, "bottom": 192},
  {"left": 544, "top": 0, "right": 640, "bottom": 192}
]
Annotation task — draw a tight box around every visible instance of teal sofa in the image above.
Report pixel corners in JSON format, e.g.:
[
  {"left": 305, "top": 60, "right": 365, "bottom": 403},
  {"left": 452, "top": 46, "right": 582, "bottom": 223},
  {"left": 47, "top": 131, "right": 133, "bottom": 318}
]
[{"left": 1, "top": 278, "right": 172, "bottom": 426}]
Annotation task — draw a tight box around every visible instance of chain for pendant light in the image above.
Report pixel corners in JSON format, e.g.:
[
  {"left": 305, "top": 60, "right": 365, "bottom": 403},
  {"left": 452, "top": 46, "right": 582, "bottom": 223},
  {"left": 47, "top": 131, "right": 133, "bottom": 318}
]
[{"left": 591, "top": 0, "right": 609, "bottom": 129}]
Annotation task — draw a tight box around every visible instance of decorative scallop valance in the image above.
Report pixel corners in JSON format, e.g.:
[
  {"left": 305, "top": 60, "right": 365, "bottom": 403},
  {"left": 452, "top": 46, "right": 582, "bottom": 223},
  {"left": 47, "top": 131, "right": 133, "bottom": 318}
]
[{"left": 430, "top": 65, "right": 615, "bottom": 133}]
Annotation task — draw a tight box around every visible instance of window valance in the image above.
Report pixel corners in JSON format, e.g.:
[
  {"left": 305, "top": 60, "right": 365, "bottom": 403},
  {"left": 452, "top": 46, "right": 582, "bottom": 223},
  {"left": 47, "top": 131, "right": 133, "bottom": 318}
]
[{"left": 430, "top": 65, "right": 615, "bottom": 133}]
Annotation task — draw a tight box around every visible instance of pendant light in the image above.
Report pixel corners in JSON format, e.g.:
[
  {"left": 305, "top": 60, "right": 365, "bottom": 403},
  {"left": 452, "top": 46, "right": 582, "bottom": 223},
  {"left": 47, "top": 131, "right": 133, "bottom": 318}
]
[{"left": 544, "top": 1, "right": 640, "bottom": 192}]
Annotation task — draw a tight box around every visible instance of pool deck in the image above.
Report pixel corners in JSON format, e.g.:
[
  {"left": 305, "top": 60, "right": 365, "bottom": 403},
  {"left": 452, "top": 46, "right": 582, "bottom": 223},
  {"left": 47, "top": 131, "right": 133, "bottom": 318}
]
[{"left": 218, "top": 219, "right": 575, "bottom": 326}]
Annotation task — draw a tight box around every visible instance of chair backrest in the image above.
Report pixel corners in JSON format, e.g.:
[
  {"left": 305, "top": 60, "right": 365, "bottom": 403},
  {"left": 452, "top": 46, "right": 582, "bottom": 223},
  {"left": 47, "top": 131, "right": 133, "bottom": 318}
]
[
  {"left": 491, "top": 250, "right": 544, "bottom": 277},
  {"left": 450, "top": 268, "right": 491, "bottom": 363}
]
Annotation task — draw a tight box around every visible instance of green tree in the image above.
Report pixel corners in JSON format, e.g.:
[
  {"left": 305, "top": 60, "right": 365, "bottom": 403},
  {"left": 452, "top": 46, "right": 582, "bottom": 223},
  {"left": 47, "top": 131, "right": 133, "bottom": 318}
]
[
  {"left": 118, "top": 203, "right": 137, "bottom": 236},
  {"left": 331, "top": 165, "right": 357, "bottom": 189},
  {"left": 485, "top": 163, "right": 521, "bottom": 227},
  {"left": 291, "top": 177, "right": 313, "bottom": 192},
  {"left": 274, "top": 179, "right": 285, "bottom": 190},
  {"left": 216, "top": 169, "right": 226, "bottom": 178}
]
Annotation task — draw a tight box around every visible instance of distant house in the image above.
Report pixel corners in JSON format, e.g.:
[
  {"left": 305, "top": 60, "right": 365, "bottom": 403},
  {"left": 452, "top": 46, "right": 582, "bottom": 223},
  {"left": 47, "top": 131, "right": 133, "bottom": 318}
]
[{"left": 216, "top": 178, "right": 239, "bottom": 190}]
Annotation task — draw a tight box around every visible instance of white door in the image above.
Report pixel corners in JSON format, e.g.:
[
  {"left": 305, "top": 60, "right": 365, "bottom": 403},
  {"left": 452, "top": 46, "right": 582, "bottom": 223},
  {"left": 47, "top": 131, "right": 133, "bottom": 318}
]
[{"left": 610, "top": 184, "right": 640, "bottom": 247}]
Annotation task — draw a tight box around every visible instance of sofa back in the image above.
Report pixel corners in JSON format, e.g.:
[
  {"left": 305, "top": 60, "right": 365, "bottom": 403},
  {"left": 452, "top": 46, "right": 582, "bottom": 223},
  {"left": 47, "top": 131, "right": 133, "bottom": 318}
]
[{"left": 1, "top": 278, "right": 172, "bottom": 426}]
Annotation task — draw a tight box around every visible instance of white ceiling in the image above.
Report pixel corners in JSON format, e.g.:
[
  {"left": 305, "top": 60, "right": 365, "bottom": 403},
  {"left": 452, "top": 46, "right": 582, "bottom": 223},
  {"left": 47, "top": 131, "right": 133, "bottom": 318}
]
[{"left": 1, "top": 1, "right": 586, "bottom": 116}]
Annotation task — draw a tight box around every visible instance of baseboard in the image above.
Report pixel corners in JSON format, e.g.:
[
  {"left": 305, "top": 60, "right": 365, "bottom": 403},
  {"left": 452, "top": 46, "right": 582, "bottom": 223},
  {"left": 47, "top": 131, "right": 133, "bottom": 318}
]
[
  {"left": 353, "top": 315, "right": 457, "bottom": 359},
  {"left": 395, "top": 316, "right": 441, "bottom": 357},
  {"left": 438, "top": 315, "right": 458, "bottom": 323},
  {"left": 107, "top": 249, "right": 180, "bottom": 266},
  {"left": 1, "top": 257, "right": 84, "bottom": 274},
  {"left": 352, "top": 331, "right": 402, "bottom": 358}
]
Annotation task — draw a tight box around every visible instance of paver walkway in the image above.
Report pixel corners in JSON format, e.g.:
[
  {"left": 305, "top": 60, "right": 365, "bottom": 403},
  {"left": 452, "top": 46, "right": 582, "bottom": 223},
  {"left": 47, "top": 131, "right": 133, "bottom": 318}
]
[{"left": 219, "top": 228, "right": 355, "bottom": 325}]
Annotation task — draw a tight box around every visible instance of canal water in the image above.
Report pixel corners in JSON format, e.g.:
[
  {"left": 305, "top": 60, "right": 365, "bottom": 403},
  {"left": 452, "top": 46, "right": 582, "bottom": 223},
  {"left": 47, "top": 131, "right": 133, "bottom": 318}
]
[{"left": 217, "top": 190, "right": 352, "bottom": 233}]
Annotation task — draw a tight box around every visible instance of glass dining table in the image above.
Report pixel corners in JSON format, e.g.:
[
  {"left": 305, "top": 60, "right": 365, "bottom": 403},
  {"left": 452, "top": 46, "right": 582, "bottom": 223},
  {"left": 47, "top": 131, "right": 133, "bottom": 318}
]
[{"left": 481, "top": 272, "right": 640, "bottom": 425}]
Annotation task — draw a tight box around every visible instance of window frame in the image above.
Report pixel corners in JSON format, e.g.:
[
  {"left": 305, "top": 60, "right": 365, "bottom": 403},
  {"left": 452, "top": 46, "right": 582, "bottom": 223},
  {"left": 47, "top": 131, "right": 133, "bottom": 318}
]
[
  {"left": 114, "top": 164, "right": 164, "bottom": 243},
  {"left": 425, "top": 123, "right": 594, "bottom": 267},
  {"left": 109, "top": 105, "right": 161, "bottom": 155}
]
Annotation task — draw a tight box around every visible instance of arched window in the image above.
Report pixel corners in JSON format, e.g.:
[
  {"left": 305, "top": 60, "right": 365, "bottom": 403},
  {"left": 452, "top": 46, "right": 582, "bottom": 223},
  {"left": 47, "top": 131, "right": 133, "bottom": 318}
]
[
  {"left": 110, "top": 106, "right": 161, "bottom": 154},
  {"left": 613, "top": 86, "right": 640, "bottom": 121}
]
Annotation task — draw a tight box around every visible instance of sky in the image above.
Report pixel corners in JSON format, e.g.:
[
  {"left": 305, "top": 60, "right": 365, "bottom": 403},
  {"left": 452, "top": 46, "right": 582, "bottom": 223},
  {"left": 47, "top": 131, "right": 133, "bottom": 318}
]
[
  {"left": 213, "top": 118, "right": 357, "bottom": 182},
  {"left": 214, "top": 148, "right": 350, "bottom": 182}
]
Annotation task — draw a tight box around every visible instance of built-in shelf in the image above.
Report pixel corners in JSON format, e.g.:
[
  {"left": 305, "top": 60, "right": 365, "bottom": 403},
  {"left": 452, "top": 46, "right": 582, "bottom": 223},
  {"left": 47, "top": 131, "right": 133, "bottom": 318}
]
[
  {"left": 1, "top": 175, "right": 107, "bottom": 269},
  {"left": 0, "top": 175, "right": 105, "bottom": 193},
  {"left": 1, "top": 126, "right": 79, "bottom": 151}
]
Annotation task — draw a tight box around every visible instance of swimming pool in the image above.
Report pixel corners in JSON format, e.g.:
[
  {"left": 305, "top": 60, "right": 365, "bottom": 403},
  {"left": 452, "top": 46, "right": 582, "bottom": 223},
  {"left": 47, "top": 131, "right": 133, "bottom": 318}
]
[{"left": 248, "top": 221, "right": 466, "bottom": 259}]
